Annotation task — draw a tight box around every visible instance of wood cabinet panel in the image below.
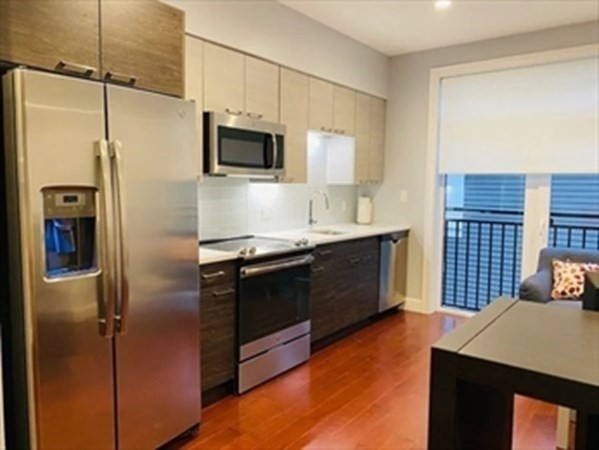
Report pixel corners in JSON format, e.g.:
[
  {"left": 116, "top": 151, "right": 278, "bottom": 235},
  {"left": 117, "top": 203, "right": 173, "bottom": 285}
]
[
  {"left": 203, "top": 42, "right": 245, "bottom": 114},
  {"left": 279, "top": 68, "right": 309, "bottom": 184},
  {"left": 0, "top": 0, "right": 100, "bottom": 78},
  {"left": 309, "top": 77, "right": 334, "bottom": 132},
  {"left": 200, "top": 261, "right": 236, "bottom": 391},
  {"left": 245, "top": 56, "right": 279, "bottom": 122},
  {"left": 101, "top": 0, "right": 184, "bottom": 97},
  {"left": 369, "top": 97, "right": 386, "bottom": 183},
  {"left": 310, "top": 238, "right": 380, "bottom": 343},
  {"left": 354, "top": 92, "right": 371, "bottom": 184},
  {"left": 310, "top": 244, "right": 344, "bottom": 342},
  {"left": 333, "top": 85, "right": 356, "bottom": 136}
]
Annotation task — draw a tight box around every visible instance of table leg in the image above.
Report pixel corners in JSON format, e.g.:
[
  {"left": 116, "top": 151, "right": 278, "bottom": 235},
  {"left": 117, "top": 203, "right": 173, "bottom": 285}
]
[
  {"left": 574, "top": 410, "right": 599, "bottom": 450},
  {"left": 456, "top": 380, "right": 514, "bottom": 450},
  {"left": 428, "top": 349, "right": 514, "bottom": 450}
]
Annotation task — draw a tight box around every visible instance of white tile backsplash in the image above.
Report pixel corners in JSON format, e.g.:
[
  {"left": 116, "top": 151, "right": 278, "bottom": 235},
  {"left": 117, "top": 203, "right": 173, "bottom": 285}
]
[{"left": 198, "top": 136, "right": 358, "bottom": 240}]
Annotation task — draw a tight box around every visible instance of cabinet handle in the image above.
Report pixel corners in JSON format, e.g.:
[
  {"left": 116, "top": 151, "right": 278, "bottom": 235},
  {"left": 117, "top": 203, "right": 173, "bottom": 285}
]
[
  {"left": 212, "top": 288, "right": 235, "bottom": 297},
  {"left": 333, "top": 129, "right": 340, "bottom": 134},
  {"left": 349, "top": 257, "right": 361, "bottom": 266},
  {"left": 104, "top": 71, "right": 137, "bottom": 86},
  {"left": 201, "top": 270, "right": 225, "bottom": 280},
  {"left": 362, "top": 255, "right": 373, "bottom": 263},
  {"left": 319, "top": 250, "right": 333, "bottom": 256},
  {"left": 320, "top": 126, "right": 327, "bottom": 132},
  {"left": 56, "top": 60, "right": 96, "bottom": 77},
  {"left": 312, "top": 266, "right": 325, "bottom": 273},
  {"left": 225, "top": 108, "right": 243, "bottom": 116},
  {"left": 247, "top": 112, "right": 263, "bottom": 119}
]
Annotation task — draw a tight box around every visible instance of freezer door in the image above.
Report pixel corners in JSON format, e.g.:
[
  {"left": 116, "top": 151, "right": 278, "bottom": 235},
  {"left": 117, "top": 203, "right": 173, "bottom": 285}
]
[
  {"left": 3, "top": 69, "right": 116, "bottom": 448},
  {"left": 106, "top": 86, "right": 200, "bottom": 449}
]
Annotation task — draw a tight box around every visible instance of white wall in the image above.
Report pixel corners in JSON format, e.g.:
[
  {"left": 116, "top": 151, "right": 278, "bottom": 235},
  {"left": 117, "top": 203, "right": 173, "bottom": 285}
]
[
  {"left": 376, "top": 21, "right": 599, "bottom": 308},
  {"left": 198, "top": 134, "right": 357, "bottom": 240},
  {"left": 163, "top": 0, "right": 390, "bottom": 98}
]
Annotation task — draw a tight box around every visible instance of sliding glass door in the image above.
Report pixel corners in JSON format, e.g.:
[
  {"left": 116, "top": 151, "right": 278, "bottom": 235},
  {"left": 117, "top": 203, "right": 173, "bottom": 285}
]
[
  {"left": 441, "top": 174, "right": 599, "bottom": 311},
  {"left": 549, "top": 174, "right": 599, "bottom": 250},
  {"left": 442, "top": 175, "right": 525, "bottom": 310}
]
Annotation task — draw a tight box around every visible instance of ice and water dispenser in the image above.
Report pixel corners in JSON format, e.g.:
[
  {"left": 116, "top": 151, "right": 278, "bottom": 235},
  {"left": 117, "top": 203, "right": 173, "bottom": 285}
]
[{"left": 43, "top": 187, "right": 97, "bottom": 278}]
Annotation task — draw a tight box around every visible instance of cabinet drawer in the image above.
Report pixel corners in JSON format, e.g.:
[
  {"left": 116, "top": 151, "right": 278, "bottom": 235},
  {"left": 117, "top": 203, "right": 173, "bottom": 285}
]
[
  {"left": 200, "top": 261, "right": 236, "bottom": 288},
  {"left": 200, "top": 261, "right": 236, "bottom": 391}
]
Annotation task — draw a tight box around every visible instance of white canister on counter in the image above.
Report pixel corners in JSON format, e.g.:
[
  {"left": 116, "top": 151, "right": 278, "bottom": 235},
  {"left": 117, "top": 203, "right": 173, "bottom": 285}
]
[{"left": 357, "top": 196, "right": 373, "bottom": 224}]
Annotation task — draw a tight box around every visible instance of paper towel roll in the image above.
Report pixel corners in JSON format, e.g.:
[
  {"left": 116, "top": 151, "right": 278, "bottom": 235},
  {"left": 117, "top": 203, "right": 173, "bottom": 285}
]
[{"left": 357, "top": 196, "right": 373, "bottom": 224}]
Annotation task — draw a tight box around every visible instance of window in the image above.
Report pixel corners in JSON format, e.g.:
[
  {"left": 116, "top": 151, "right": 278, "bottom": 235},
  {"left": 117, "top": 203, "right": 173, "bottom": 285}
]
[
  {"left": 549, "top": 174, "right": 599, "bottom": 249},
  {"left": 443, "top": 175, "right": 524, "bottom": 310}
]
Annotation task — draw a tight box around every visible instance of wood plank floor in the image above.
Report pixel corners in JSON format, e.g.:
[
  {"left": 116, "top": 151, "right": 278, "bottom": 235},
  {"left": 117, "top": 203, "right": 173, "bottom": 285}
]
[{"left": 182, "top": 311, "right": 557, "bottom": 449}]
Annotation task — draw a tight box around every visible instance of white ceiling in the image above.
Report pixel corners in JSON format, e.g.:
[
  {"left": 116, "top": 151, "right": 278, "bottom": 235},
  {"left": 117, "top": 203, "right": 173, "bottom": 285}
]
[{"left": 278, "top": 0, "right": 599, "bottom": 56}]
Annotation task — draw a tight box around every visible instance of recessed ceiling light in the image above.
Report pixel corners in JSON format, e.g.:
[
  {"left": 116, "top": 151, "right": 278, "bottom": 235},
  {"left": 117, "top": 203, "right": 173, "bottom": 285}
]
[{"left": 435, "top": 0, "right": 452, "bottom": 10}]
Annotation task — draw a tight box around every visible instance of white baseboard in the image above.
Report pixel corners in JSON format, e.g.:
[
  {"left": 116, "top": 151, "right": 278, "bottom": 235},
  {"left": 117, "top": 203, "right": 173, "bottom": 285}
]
[{"left": 401, "top": 296, "right": 430, "bottom": 314}]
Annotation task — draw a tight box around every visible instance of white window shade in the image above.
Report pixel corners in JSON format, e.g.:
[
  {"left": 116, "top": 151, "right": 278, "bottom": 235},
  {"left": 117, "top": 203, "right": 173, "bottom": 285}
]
[{"left": 438, "top": 56, "right": 599, "bottom": 174}]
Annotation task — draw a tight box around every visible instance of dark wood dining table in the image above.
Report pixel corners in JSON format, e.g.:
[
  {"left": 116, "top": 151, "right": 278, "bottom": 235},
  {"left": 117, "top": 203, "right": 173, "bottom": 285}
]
[{"left": 428, "top": 298, "right": 599, "bottom": 450}]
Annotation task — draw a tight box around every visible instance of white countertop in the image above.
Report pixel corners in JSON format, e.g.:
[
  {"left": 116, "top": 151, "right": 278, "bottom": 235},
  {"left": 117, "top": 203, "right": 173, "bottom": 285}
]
[
  {"left": 199, "top": 223, "right": 409, "bottom": 266},
  {"left": 198, "top": 247, "right": 239, "bottom": 266},
  {"left": 257, "top": 223, "right": 410, "bottom": 245}
]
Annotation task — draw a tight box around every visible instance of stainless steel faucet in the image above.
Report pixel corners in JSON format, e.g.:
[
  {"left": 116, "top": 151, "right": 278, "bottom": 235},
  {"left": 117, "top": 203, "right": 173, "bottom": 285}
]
[{"left": 308, "top": 190, "right": 330, "bottom": 227}]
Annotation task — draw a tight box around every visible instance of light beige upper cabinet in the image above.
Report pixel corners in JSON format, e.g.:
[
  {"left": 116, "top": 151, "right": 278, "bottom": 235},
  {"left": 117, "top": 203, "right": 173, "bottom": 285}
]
[
  {"left": 279, "top": 68, "right": 309, "bottom": 184},
  {"left": 203, "top": 42, "right": 245, "bottom": 114},
  {"left": 354, "top": 92, "right": 371, "bottom": 184},
  {"left": 353, "top": 94, "right": 386, "bottom": 184},
  {"left": 245, "top": 56, "right": 279, "bottom": 122},
  {"left": 185, "top": 36, "right": 204, "bottom": 178},
  {"left": 333, "top": 86, "right": 356, "bottom": 136},
  {"left": 203, "top": 44, "right": 279, "bottom": 121},
  {"left": 309, "top": 77, "right": 334, "bottom": 132},
  {"left": 0, "top": 0, "right": 100, "bottom": 79},
  {"left": 369, "top": 96, "right": 386, "bottom": 183}
]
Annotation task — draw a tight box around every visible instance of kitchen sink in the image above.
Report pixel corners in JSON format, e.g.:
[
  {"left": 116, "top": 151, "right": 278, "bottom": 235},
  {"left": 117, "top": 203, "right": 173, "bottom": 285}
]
[{"left": 308, "top": 228, "right": 346, "bottom": 236}]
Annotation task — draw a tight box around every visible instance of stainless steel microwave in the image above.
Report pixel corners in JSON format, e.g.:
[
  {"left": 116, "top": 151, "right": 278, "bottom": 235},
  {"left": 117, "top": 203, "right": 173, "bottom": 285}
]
[{"left": 204, "top": 111, "right": 286, "bottom": 177}]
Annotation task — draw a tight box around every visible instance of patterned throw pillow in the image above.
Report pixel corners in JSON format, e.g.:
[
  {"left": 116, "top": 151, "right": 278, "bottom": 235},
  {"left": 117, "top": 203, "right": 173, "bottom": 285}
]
[{"left": 552, "top": 259, "right": 599, "bottom": 300}]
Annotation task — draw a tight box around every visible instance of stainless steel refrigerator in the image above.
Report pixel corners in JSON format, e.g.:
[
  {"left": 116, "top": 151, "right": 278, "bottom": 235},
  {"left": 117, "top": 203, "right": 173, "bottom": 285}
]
[{"left": 1, "top": 68, "right": 200, "bottom": 449}]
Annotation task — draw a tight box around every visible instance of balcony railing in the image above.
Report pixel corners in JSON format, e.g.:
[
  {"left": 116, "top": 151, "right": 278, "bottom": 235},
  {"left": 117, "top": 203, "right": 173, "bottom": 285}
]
[
  {"left": 442, "top": 208, "right": 599, "bottom": 311},
  {"left": 442, "top": 208, "right": 522, "bottom": 311},
  {"left": 549, "top": 212, "right": 599, "bottom": 250}
]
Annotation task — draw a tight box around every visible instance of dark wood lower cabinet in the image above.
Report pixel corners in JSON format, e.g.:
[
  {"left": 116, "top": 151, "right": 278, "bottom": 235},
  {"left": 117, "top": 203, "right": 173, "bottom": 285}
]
[
  {"left": 310, "top": 237, "right": 380, "bottom": 343},
  {"left": 200, "top": 261, "right": 236, "bottom": 393}
]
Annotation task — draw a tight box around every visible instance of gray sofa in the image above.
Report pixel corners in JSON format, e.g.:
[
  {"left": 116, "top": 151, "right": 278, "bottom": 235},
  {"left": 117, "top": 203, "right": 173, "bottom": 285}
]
[{"left": 519, "top": 247, "right": 599, "bottom": 304}]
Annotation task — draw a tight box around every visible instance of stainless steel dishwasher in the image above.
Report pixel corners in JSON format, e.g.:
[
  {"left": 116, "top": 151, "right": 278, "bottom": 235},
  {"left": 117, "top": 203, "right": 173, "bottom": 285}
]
[{"left": 379, "top": 232, "right": 408, "bottom": 312}]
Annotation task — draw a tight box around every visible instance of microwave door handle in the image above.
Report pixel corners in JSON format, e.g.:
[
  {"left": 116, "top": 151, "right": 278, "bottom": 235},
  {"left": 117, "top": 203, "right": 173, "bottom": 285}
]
[
  {"left": 110, "top": 140, "right": 131, "bottom": 335},
  {"left": 270, "top": 132, "right": 278, "bottom": 170},
  {"left": 95, "top": 140, "right": 116, "bottom": 339}
]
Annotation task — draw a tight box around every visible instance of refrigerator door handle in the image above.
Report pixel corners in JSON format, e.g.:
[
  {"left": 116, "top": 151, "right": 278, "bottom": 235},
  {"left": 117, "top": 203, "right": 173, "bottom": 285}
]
[
  {"left": 95, "top": 140, "right": 116, "bottom": 338},
  {"left": 110, "top": 140, "right": 131, "bottom": 334}
]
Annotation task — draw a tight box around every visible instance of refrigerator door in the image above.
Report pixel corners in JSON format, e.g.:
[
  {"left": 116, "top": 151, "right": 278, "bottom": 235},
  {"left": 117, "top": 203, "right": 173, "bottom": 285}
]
[
  {"left": 106, "top": 85, "right": 200, "bottom": 449},
  {"left": 3, "top": 70, "right": 116, "bottom": 448}
]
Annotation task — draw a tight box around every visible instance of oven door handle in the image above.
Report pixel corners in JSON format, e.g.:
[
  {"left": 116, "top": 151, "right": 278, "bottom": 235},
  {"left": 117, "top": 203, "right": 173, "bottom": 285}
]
[{"left": 240, "top": 254, "right": 314, "bottom": 279}]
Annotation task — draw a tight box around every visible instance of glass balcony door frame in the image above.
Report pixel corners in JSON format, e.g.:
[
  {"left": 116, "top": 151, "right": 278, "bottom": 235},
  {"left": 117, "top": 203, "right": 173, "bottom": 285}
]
[{"left": 422, "top": 43, "right": 597, "bottom": 314}]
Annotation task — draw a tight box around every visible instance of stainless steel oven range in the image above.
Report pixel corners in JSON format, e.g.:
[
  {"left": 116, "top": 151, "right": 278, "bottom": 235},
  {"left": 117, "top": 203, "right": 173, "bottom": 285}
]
[{"left": 201, "top": 236, "right": 313, "bottom": 393}]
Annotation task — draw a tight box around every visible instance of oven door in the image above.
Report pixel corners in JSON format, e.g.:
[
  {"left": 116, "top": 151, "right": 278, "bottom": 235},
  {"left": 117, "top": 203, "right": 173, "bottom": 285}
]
[{"left": 239, "top": 254, "right": 312, "bottom": 348}]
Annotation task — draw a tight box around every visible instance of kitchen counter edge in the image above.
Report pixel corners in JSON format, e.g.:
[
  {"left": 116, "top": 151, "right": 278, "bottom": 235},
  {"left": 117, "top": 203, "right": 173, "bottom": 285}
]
[{"left": 199, "top": 224, "right": 410, "bottom": 266}]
